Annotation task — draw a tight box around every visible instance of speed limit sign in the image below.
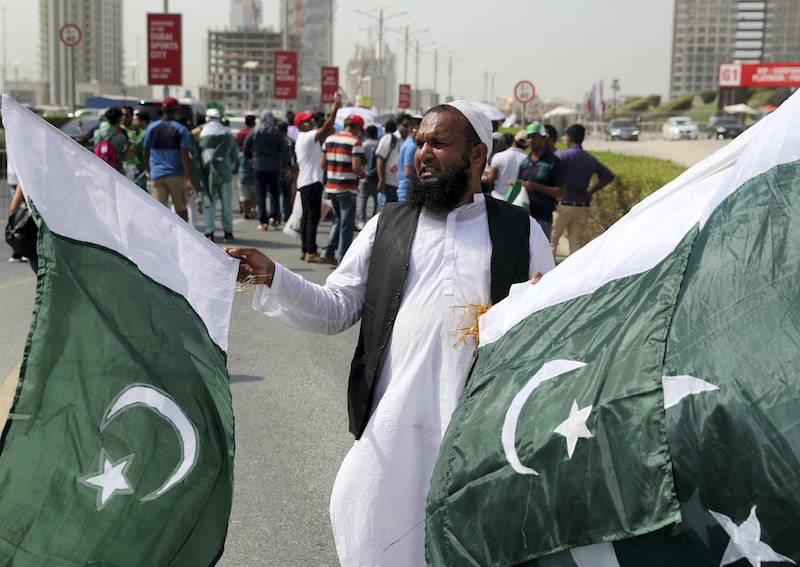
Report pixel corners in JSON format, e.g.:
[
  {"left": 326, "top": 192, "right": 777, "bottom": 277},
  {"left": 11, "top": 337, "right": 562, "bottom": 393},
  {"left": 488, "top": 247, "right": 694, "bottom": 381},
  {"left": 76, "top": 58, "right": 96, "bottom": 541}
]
[
  {"left": 59, "top": 23, "right": 82, "bottom": 47},
  {"left": 514, "top": 80, "right": 536, "bottom": 104}
]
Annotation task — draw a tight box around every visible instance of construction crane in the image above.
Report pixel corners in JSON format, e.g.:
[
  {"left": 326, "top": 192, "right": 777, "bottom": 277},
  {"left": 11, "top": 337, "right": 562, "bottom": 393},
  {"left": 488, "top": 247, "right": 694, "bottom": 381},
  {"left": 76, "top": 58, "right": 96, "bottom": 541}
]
[{"left": 250, "top": 0, "right": 260, "bottom": 31}]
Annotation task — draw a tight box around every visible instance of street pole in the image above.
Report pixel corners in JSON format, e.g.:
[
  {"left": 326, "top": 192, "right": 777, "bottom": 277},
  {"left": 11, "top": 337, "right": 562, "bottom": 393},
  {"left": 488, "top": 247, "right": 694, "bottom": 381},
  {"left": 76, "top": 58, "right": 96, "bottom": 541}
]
[
  {"left": 378, "top": 9, "right": 384, "bottom": 78},
  {"left": 2, "top": 6, "right": 7, "bottom": 96},
  {"left": 282, "top": 0, "right": 288, "bottom": 116},
  {"left": 404, "top": 26, "right": 409, "bottom": 84},
  {"left": 415, "top": 39, "right": 420, "bottom": 92},
  {"left": 163, "top": 0, "right": 169, "bottom": 100},
  {"left": 70, "top": 47, "right": 76, "bottom": 111},
  {"left": 447, "top": 55, "right": 452, "bottom": 101},
  {"left": 433, "top": 49, "right": 438, "bottom": 98}
]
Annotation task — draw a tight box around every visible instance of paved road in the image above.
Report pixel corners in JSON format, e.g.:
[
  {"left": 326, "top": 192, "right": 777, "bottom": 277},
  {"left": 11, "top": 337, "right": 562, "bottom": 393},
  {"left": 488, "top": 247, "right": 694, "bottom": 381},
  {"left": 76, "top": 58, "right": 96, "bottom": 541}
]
[
  {"left": 0, "top": 135, "right": 730, "bottom": 564},
  {"left": 0, "top": 213, "right": 353, "bottom": 566},
  {"left": 584, "top": 135, "right": 731, "bottom": 168}
]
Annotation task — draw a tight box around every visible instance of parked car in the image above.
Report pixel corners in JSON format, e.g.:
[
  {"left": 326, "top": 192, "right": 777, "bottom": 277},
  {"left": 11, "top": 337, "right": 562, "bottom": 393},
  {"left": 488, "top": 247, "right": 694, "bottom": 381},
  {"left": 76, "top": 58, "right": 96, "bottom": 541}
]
[
  {"left": 59, "top": 116, "right": 101, "bottom": 148},
  {"left": 662, "top": 116, "right": 699, "bottom": 140},
  {"left": 604, "top": 119, "right": 639, "bottom": 141},
  {"left": 707, "top": 116, "right": 745, "bottom": 139},
  {"left": 135, "top": 99, "right": 205, "bottom": 129}
]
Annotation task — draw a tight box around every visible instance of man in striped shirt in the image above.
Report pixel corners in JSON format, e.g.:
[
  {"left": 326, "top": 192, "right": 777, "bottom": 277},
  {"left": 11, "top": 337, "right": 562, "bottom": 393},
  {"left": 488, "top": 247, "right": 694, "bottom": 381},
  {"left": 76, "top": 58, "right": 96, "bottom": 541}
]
[{"left": 320, "top": 114, "right": 365, "bottom": 265}]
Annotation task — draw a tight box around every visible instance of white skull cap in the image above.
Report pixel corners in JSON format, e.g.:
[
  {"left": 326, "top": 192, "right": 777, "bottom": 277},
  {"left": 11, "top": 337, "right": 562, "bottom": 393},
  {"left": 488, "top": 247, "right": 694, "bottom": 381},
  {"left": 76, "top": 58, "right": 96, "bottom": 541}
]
[{"left": 445, "top": 100, "right": 492, "bottom": 163}]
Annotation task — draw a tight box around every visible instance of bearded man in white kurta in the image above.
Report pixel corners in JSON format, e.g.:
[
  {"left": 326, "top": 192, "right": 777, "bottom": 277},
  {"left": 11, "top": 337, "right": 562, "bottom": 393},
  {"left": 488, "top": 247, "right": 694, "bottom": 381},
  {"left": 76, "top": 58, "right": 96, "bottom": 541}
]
[{"left": 227, "top": 101, "right": 554, "bottom": 566}]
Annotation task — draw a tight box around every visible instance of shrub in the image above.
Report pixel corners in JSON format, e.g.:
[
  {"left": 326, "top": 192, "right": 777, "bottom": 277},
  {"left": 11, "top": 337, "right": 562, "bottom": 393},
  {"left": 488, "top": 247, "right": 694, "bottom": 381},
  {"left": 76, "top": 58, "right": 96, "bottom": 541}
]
[
  {"left": 582, "top": 151, "right": 687, "bottom": 241},
  {"left": 646, "top": 95, "right": 661, "bottom": 108},
  {"left": 698, "top": 88, "right": 717, "bottom": 104},
  {"left": 661, "top": 95, "right": 694, "bottom": 111},
  {"left": 747, "top": 87, "right": 793, "bottom": 108},
  {"left": 621, "top": 97, "right": 650, "bottom": 112}
]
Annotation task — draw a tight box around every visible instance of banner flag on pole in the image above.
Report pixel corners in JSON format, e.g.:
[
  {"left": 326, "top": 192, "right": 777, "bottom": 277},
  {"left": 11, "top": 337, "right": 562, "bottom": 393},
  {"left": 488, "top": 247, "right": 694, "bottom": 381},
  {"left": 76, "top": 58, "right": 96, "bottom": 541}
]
[
  {"left": 426, "top": 91, "right": 800, "bottom": 566},
  {"left": 0, "top": 95, "right": 239, "bottom": 566}
]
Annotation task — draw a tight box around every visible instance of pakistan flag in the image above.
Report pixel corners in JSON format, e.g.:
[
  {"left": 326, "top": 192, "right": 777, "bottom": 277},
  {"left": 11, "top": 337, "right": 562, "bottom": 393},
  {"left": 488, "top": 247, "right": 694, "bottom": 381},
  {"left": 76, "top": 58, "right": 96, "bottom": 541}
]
[
  {"left": 426, "top": 91, "right": 800, "bottom": 566},
  {"left": 0, "top": 96, "right": 239, "bottom": 566}
]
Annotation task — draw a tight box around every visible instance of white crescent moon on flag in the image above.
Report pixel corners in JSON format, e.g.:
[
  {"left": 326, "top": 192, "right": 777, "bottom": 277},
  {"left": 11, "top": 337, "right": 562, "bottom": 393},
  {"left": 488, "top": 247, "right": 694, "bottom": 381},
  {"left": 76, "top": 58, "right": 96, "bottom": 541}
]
[
  {"left": 502, "top": 360, "right": 587, "bottom": 475},
  {"left": 102, "top": 384, "right": 198, "bottom": 501}
]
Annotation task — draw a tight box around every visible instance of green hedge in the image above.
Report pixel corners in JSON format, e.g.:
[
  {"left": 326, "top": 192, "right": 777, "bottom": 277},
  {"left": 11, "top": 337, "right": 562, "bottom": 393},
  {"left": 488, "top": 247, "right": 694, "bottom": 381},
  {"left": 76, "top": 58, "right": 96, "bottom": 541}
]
[
  {"left": 584, "top": 151, "right": 686, "bottom": 240},
  {"left": 664, "top": 95, "right": 694, "bottom": 111},
  {"left": 698, "top": 88, "right": 717, "bottom": 104}
]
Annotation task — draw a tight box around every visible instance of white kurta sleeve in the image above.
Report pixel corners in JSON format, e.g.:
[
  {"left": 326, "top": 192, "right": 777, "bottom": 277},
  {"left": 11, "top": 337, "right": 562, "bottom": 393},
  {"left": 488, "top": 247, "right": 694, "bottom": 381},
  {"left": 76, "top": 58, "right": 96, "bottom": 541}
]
[
  {"left": 251, "top": 215, "right": 379, "bottom": 335},
  {"left": 528, "top": 218, "right": 556, "bottom": 275}
]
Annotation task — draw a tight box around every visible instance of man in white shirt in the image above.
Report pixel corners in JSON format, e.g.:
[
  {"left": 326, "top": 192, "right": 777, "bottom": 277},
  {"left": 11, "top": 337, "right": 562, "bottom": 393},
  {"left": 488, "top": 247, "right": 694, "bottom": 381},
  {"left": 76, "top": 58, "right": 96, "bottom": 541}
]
[
  {"left": 375, "top": 116, "right": 410, "bottom": 202},
  {"left": 484, "top": 129, "right": 528, "bottom": 199},
  {"left": 226, "top": 101, "right": 554, "bottom": 567},
  {"left": 292, "top": 98, "right": 340, "bottom": 263}
]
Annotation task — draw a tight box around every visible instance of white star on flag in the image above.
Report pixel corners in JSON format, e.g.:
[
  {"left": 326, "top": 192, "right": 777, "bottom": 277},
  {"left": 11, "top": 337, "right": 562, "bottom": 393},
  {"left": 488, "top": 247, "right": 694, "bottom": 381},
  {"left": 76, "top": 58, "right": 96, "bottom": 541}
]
[
  {"left": 554, "top": 400, "right": 594, "bottom": 459},
  {"left": 82, "top": 450, "right": 135, "bottom": 510},
  {"left": 709, "top": 505, "right": 795, "bottom": 567}
]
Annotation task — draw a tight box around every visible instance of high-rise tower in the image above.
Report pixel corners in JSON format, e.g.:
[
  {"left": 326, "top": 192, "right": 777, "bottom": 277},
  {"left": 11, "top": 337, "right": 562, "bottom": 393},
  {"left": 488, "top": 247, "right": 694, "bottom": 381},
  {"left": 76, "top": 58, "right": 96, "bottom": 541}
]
[
  {"left": 39, "top": 0, "right": 123, "bottom": 106},
  {"left": 670, "top": 0, "right": 800, "bottom": 99}
]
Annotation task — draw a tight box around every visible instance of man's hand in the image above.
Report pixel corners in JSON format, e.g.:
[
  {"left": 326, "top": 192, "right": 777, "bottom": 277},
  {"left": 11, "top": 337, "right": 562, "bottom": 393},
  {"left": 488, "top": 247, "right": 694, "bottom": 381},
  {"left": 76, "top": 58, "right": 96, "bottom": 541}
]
[
  {"left": 225, "top": 247, "right": 275, "bottom": 286},
  {"left": 185, "top": 178, "right": 195, "bottom": 197},
  {"left": 529, "top": 271, "right": 543, "bottom": 285}
]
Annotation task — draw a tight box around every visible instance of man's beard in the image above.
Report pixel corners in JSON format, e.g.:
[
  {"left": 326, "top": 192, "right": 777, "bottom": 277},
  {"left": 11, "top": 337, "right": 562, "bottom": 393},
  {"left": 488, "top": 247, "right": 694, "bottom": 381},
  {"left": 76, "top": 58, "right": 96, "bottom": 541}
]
[{"left": 406, "top": 160, "right": 470, "bottom": 214}]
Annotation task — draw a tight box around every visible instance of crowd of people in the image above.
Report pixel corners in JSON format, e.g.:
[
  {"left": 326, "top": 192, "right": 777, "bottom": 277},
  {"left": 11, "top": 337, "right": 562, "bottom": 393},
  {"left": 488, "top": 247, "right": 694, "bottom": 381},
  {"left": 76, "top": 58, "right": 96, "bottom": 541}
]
[
  {"left": 225, "top": 99, "right": 616, "bottom": 565},
  {"left": 4, "top": 94, "right": 618, "bottom": 566},
  {"left": 8, "top": 95, "right": 613, "bottom": 264}
]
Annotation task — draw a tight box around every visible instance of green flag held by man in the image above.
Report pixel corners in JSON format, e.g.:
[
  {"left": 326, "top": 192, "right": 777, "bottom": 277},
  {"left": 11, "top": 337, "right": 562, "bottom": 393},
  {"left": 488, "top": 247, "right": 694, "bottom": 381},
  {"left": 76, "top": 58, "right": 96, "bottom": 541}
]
[
  {"left": 0, "top": 95, "right": 239, "bottom": 566},
  {"left": 427, "top": 91, "right": 800, "bottom": 566}
]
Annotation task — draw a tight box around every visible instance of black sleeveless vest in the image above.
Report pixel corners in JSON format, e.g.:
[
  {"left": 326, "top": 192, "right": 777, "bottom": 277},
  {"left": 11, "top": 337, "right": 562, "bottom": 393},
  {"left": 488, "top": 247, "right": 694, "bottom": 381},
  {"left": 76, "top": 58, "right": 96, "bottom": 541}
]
[{"left": 347, "top": 197, "right": 531, "bottom": 439}]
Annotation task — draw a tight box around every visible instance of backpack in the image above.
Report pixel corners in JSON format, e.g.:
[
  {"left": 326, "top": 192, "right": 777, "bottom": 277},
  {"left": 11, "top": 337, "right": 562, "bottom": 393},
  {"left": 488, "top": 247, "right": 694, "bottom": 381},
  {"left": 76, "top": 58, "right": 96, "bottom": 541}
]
[
  {"left": 94, "top": 140, "right": 120, "bottom": 170},
  {"left": 370, "top": 134, "right": 397, "bottom": 181},
  {"left": 365, "top": 143, "right": 378, "bottom": 181},
  {"left": 94, "top": 130, "right": 123, "bottom": 170}
]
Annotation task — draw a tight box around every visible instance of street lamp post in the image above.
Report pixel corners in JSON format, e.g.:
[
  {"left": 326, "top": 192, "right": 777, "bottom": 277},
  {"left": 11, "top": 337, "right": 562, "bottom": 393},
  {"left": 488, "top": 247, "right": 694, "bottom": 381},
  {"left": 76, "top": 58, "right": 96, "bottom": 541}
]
[
  {"left": 129, "top": 61, "right": 139, "bottom": 89},
  {"left": 356, "top": 5, "right": 408, "bottom": 108},
  {"left": 414, "top": 38, "right": 435, "bottom": 89},
  {"left": 2, "top": 6, "right": 7, "bottom": 96},
  {"left": 402, "top": 24, "right": 429, "bottom": 84},
  {"left": 446, "top": 54, "right": 464, "bottom": 102},
  {"left": 355, "top": 6, "right": 407, "bottom": 78},
  {"left": 11, "top": 59, "right": 20, "bottom": 94},
  {"left": 163, "top": 0, "right": 169, "bottom": 100}
]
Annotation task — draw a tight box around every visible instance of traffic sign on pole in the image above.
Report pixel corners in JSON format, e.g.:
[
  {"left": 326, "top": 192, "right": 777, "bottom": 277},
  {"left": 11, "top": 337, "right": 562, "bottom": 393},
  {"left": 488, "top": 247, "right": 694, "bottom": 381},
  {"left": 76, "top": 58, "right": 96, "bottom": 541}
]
[
  {"left": 514, "top": 80, "right": 536, "bottom": 105},
  {"left": 59, "top": 23, "right": 82, "bottom": 48}
]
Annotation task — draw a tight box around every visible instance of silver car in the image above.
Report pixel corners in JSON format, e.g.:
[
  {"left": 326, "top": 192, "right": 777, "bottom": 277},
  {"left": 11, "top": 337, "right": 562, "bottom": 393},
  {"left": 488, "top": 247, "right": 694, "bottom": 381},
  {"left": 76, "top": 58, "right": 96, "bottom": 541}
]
[{"left": 662, "top": 116, "right": 699, "bottom": 140}]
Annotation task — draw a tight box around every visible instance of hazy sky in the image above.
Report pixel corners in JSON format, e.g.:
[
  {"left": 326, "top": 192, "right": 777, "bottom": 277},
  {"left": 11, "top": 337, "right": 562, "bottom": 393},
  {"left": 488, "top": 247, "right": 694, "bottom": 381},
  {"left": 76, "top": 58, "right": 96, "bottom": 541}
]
[{"left": 1, "top": 0, "right": 675, "bottom": 105}]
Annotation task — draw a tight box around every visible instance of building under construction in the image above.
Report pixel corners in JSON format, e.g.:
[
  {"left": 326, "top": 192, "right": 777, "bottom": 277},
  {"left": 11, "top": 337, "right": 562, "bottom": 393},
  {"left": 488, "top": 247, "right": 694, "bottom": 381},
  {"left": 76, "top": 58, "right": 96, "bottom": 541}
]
[
  {"left": 202, "top": 0, "right": 333, "bottom": 112},
  {"left": 201, "top": 29, "right": 300, "bottom": 113}
]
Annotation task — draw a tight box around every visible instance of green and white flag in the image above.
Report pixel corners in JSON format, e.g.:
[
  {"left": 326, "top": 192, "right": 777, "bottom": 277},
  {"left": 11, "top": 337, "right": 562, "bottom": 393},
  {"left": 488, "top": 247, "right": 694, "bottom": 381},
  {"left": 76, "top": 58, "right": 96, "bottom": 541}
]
[
  {"left": 427, "top": 92, "right": 800, "bottom": 566},
  {"left": 0, "top": 96, "right": 239, "bottom": 566}
]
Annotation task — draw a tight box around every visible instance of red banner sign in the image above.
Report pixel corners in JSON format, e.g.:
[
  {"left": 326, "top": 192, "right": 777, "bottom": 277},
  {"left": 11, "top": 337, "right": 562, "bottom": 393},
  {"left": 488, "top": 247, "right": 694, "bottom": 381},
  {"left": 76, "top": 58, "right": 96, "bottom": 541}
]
[
  {"left": 274, "top": 51, "right": 297, "bottom": 100},
  {"left": 718, "top": 62, "right": 800, "bottom": 88},
  {"left": 147, "top": 13, "right": 182, "bottom": 86},
  {"left": 398, "top": 84, "right": 411, "bottom": 109},
  {"left": 321, "top": 66, "right": 339, "bottom": 104}
]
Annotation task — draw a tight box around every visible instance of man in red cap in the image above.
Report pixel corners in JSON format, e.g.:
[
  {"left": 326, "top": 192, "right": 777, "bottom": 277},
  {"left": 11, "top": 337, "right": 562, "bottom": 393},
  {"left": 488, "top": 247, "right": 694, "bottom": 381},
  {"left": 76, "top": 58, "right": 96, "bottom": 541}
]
[
  {"left": 319, "top": 113, "right": 365, "bottom": 265},
  {"left": 293, "top": 98, "right": 340, "bottom": 263},
  {"left": 142, "top": 97, "right": 196, "bottom": 222}
]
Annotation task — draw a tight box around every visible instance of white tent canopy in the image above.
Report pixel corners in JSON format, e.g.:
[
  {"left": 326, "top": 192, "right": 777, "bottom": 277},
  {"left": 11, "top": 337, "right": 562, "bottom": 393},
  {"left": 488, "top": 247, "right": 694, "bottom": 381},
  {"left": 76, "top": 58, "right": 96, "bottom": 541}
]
[
  {"left": 472, "top": 101, "right": 506, "bottom": 121},
  {"left": 544, "top": 105, "right": 579, "bottom": 118},
  {"left": 723, "top": 103, "right": 757, "bottom": 115},
  {"left": 335, "top": 107, "right": 378, "bottom": 128}
]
